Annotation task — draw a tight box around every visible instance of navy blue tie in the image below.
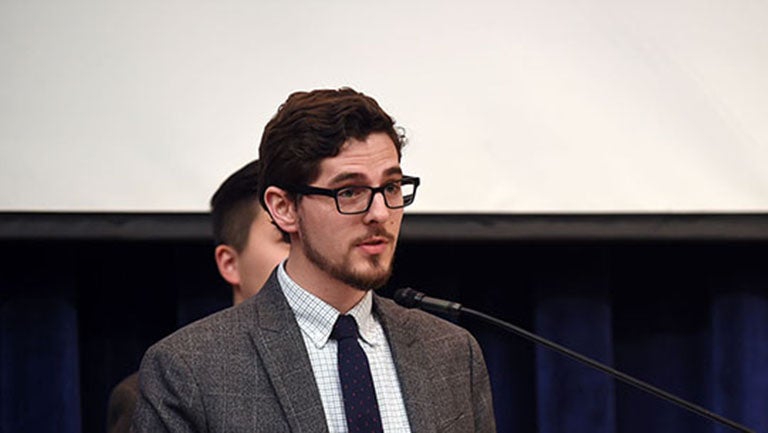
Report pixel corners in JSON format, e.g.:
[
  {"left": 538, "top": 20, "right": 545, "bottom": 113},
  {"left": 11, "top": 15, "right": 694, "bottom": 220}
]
[{"left": 331, "top": 315, "right": 384, "bottom": 433}]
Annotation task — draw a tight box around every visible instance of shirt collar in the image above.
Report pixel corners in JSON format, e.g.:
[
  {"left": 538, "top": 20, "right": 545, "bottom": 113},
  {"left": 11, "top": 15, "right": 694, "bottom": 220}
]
[{"left": 277, "top": 261, "right": 380, "bottom": 348}]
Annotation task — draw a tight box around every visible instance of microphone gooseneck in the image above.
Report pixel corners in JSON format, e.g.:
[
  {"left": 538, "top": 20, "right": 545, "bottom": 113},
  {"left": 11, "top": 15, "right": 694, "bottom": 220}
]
[{"left": 392, "top": 287, "right": 756, "bottom": 433}]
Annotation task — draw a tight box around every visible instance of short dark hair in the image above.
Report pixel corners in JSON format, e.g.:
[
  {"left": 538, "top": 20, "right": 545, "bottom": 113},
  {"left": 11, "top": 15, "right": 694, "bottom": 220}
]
[
  {"left": 257, "top": 87, "right": 406, "bottom": 211},
  {"left": 210, "top": 160, "right": 262, "bottom": 252}
]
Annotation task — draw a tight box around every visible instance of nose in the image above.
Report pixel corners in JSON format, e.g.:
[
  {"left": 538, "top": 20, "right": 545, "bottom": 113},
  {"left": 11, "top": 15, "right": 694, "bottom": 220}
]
[{"left": 363, "top": 190, "right": 391, "bottom": 223}]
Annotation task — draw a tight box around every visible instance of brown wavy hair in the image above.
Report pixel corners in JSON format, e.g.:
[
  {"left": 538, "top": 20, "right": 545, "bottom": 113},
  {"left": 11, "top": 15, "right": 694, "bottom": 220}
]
[{"left": 257, "top": 87, "right": 406, "bottom": 211}]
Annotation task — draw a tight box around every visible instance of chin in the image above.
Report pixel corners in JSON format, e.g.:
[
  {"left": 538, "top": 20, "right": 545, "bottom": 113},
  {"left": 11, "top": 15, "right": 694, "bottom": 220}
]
[{"left": 343, "top": 263, "right": 393, "bottom": 292}]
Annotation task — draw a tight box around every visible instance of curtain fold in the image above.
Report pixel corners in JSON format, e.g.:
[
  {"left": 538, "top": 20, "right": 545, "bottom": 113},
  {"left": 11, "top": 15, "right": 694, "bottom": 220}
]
[
  {"left": 711, "top": 292, "right": 768, "bottom": 433},
  {"left": 1, "top": 297, "right": 81, "bottom": 433},
  {"left": 535, "top": 296, "right": 615, "bottom": 433}
]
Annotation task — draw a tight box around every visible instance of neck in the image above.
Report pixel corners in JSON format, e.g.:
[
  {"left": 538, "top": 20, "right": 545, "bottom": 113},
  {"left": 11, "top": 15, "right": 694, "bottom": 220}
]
[
  {"left": 284, "top": 251, "right": 367, "bottom": 314},
  {"left": 232, "top": 288, "right": 244, "bottom": 306}
]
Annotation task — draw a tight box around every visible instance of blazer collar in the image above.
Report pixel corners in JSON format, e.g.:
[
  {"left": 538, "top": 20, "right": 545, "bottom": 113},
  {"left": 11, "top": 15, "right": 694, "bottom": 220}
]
[
  {"left": 374, "top": 295, "right": 439, "bottom": 433},
  {"left": 247, "top": 271, "right": 329, "bottom": 433},
  {"left": 245, "top": 275, "right": 439, "bottom": 433}
]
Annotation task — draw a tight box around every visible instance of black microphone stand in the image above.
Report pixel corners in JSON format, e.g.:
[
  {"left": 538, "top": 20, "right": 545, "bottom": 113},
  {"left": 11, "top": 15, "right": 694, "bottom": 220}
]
[
  {"left": 394, "top": 288, "right": 756, "bottom": 433},
  {"left": 462, "top": 306, "right": 755, "bottom": 433}
]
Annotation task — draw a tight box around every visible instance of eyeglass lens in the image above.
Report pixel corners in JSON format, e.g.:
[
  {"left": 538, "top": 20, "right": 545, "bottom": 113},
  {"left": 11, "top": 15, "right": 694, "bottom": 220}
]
[{"left": 337, "top": 181, "right": 416, "bottom": 213}]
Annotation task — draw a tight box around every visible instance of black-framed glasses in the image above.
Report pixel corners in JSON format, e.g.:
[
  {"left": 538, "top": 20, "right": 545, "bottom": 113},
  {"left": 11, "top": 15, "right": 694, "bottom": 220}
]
[{"left": 285, "top": 176, "right": 420, "bottom": 215}]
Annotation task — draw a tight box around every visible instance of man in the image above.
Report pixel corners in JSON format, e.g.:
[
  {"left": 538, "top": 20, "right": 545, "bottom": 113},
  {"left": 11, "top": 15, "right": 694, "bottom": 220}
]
[
  {"left": 133, "top": 88, "right": 496, "bottom": 432},
  {"left": 105, "top": 160, "right": 288, "bottom": 433},
  {"left": 210, "top": 160, "right": 290, "bottom": 304}
]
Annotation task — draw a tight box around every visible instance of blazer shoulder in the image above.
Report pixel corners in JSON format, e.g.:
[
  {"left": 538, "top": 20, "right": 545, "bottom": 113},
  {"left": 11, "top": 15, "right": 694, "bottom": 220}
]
[
  {"left": 141, "top": 273, "right": 290, "bottom": 366},
  {"left": 147, "top": 298, "right": 255, "bottom": 358}
]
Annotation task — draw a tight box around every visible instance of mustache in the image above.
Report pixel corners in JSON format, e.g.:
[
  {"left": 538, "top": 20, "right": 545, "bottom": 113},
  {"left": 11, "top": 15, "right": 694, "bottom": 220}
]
[{"left": 352, "top": 228, "right": 395, "bottom": 245}]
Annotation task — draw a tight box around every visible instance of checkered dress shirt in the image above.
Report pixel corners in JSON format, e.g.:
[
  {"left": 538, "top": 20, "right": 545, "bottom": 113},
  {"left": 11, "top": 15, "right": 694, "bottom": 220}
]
[{"left": 277, "top": 262, "right": 412, "bottom": 433}]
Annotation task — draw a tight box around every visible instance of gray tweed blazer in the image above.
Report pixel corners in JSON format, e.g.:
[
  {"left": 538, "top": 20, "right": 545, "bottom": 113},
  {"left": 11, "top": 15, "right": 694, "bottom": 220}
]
[{"left": 131, "top": 272, "right": 496, "bottom": 433}]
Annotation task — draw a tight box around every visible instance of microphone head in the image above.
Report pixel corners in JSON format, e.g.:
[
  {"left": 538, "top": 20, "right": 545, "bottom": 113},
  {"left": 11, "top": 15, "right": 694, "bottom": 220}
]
[{"left": 393, "top": 287, "right": 423, "bottom": 308}]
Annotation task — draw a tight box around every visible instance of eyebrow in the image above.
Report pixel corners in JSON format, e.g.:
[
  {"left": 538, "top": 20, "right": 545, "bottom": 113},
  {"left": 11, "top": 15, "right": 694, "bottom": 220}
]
[{"left": 328, "top": 166, "right": 403, "bottom": 186}]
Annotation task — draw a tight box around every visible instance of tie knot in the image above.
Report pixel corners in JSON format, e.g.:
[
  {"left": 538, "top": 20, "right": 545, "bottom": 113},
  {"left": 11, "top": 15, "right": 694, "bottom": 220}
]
[{"left": 331, "top": 315, "right": 359, "bottom": 341}]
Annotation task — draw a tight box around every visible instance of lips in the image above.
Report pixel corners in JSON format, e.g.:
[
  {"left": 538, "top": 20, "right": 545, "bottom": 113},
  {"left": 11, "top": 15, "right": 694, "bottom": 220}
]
[{"left": 356, "top": 235, "right": 392, "bottom": 255}]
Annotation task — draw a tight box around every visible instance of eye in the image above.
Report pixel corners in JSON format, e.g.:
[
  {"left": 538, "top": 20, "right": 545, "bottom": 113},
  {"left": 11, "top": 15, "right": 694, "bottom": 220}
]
[
  {"left": 337, "top": 187, "right": 366, "bottom": 199},
  {"left": 384, "top": 182, "right": 402, "bottom": 194}
]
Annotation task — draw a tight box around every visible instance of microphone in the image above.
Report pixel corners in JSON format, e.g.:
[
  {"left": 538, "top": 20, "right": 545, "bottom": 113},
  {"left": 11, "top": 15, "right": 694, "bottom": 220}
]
[
  {"left": 394, "top": 287, "right": 461, "bottom": 313},
  {"left": 393, "top": 287, "right": 756, "bottom": 433}
]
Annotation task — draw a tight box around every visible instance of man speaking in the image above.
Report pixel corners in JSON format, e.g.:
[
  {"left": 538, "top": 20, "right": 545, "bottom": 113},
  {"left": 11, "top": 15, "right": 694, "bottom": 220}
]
[{"left": 132, "top": 88, "right": 496, "bottom": 432}]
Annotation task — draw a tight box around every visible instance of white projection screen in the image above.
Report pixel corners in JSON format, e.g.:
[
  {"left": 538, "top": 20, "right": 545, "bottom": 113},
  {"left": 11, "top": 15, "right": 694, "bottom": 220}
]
[{"left": 1, "top": 0, "right": 767, "bottom": 213}]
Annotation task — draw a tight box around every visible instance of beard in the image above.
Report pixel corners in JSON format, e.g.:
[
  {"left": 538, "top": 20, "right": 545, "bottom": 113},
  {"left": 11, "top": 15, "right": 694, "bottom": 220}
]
[{"left": 299, "top": 218, "right": 395, "bottom": 291}]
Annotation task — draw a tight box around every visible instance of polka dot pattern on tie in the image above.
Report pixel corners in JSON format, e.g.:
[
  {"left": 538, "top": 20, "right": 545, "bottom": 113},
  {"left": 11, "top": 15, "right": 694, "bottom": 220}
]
[{"left": 331, "top": 315, "right": 384, "bottom": 433}]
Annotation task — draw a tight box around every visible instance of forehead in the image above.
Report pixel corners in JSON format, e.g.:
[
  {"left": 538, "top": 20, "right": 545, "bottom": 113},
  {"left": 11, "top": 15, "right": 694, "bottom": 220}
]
[{"left": 316, "top": 132, "right": 401, "bottom": 185}]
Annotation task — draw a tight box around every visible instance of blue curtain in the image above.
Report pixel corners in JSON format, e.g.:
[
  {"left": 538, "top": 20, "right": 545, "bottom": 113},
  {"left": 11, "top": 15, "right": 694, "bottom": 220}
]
[
  {"left": 710, "top": 255, "right": 768, "bottom": 433},
  {"left": 1, "top": 251, "right": 82, "bottom": 433},
  {"left": 1, "top": 241, "right": 766, "bottom": 433}
]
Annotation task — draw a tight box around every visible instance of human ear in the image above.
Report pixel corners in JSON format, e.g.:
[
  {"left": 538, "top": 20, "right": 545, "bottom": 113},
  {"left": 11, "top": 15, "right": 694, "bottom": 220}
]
[
  {"left": 214, "top": 244, "right": 241, "bottom": 286},
  {"left": 264, "top": 186, "right": 299, "bottom": 234}
]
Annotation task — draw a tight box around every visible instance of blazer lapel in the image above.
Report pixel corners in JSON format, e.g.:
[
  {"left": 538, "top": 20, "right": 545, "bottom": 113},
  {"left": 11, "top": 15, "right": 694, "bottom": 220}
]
[
  {"left": 248, "top": 274, "right": 329, "bottom": 433},
  {"left": 375, "top": 296, "right": 439, "bottom": 433}
]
